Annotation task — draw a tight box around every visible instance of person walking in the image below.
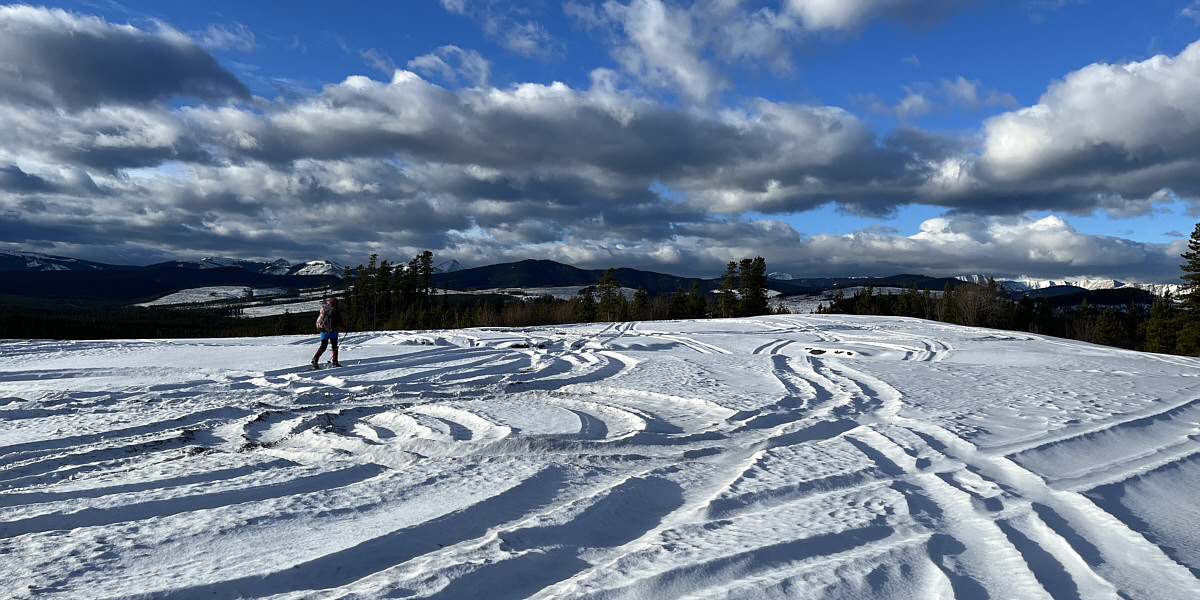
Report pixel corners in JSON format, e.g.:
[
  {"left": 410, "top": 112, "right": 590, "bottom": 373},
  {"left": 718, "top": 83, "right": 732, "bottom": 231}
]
[{"left": 312, "top": 297, "right": 346, "bottom": 369}]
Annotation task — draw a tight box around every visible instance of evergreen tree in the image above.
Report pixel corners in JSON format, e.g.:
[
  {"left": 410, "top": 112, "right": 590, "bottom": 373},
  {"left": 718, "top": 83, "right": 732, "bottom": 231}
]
[
  {"left": 631, "top": 287, "right": 651, "bottom": 321},
  {"left": 939, "top": 284, "right": 958, "bottom": 324},
  {"left": 1143, "top": 295, "right": 1178, "bottom": 354},
  {"left": 575, "top": 288, "right": 598, "bottom": 322},
  {"left": 717, "top": 261, "right": 739, "bottom": 318},
  {"left": 1181, "top": 222, "right": 1200, "bottom": 311},
  {"left": 687, "top": 283, "right": 708, "bottom": 318},
  {"left": 738, "top": 256, "right": 769, "bottom": 316},
  {"left": 1178, "top": 223, "right": 1200, "bottom": 354},
  {"left": 668, "top": 285, "right": 689, "bottom": 319},
  {"left": 596, "top": 268, "right": 624, "bottom": 322},
  {"left": 1073, "top": 299, "right": 1096, "bottom": 343},
  {"left": 1094, "top": 307, "right": 1122, "bottom": 347},
  {"left": 417, "top": 250, "right": 435, "bottom": 298}
]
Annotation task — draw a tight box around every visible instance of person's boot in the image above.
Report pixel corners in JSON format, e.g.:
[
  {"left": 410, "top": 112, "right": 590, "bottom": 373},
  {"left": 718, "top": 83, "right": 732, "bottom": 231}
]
[
  {"left": 331, "top": 350, "right": 341, "bottom": 367},
  {"left": 311, "top": 356, "right": 320, "bottom": 370}
]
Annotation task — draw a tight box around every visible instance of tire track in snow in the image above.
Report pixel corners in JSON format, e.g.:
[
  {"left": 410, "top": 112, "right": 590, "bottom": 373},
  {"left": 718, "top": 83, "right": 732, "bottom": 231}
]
[
  {"left": 0, "top": 462, "right": 387, "bottom": 539},
  {"left": 832, "top": 360, "right": 1200, "bottom": 599},
  {"left": 158, "top": 465, "right": 573, "bottom": 600}
]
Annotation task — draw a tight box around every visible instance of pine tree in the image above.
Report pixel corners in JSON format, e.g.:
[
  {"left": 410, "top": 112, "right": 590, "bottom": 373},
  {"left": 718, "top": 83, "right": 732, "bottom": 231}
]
[
  {"left": 575, "top": 288, "right": 597, "bottom": 322},
  {"left": 686, "top": 283, "right": 708, "bottom": 318},
  {"left": 1181, "top": 222, "right": 1200, "bottom": 310},
  {"left": 596, "top": 268, "right": 625, "bottom": 322},
  {"left": 738, "top": 256, "right": 769, "bottom": 316},
  {"left": 1143, "top": 295, "right": 1178, "bottom": 354},
  {"left": 668, "top": 285, "right": 689, "bottom": 320},
  {"left": 632, "top": 287, "right": 651, "bottom": 321},
  {"left": 1072, "top": 299, "right": 1096, "bottom": 343},
  {"left": 1177, "top": 223, "right": 1200, "bottom": 354},
  {"left": 717, "top": 261, "right": 739, "bottom": 318},
  {"left": 1094, "top": 307, "right": 1122, "bottom": 347}
]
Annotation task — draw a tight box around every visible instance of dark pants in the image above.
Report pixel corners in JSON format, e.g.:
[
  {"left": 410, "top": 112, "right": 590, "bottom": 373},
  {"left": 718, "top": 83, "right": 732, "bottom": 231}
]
[{"left": 314, "top": 336, "right": 339, "bottom": 364}]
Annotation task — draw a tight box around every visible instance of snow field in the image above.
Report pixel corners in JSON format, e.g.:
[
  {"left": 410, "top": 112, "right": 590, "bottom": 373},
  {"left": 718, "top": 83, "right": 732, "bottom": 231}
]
[{"left": 0, "top": 315, "right": 1198, "bottom": 598}]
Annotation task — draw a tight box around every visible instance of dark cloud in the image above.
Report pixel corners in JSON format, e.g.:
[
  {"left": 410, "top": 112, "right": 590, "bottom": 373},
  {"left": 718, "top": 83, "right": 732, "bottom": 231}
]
[
  {"left": 0, "top": 165, "right": 52, "bottom": 193},
  {"left": 0, "top": 6, "right": 249, "bottom": 110}
]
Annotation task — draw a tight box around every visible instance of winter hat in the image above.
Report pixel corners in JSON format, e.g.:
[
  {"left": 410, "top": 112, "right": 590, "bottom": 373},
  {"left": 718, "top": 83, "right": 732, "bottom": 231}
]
[{"left": 329, "top": 297, "right": 339, "bottom": 307}]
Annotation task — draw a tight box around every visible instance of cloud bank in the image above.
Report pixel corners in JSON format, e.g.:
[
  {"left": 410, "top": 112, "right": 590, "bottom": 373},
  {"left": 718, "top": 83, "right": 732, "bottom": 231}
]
[{"left": 0, "top": 4, "right": 1193, "bottom": 282}]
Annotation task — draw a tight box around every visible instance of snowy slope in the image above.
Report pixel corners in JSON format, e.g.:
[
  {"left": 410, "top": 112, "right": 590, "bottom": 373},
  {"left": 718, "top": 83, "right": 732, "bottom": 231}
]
[{"left": 0, "top": 316, "right": 1198, "bottom": 599}]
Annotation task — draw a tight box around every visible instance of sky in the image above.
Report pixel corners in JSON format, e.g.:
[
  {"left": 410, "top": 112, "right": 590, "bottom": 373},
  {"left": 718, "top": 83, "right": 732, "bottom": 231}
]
[{"left": 2, "top": 1, "right": 1200, "bottom": 281}]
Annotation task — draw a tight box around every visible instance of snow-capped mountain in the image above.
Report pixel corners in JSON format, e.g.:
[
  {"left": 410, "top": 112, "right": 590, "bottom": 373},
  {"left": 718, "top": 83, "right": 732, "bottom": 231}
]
[
  {"left": 290, "top": 260, "right": 345, "bottom": 277},
  {"left": 961, "top": 274, "right": 1183, "bottom": 297},
  {"left": 199, "top": 257, "right": 294, "bottom": 275},
  {"left": 0, "top": 250, "right": 345, "bottom": 279}
]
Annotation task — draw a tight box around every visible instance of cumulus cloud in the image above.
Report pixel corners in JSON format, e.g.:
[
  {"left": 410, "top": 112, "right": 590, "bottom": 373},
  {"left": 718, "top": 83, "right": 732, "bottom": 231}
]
[
  {"left": 768, "top": 214, "right": 1181, "bottom": 281},
  {"left": 592, "top": 0, "right": 730, "bottom": 102},
  {"left": 979, "top": 40, "right": 1200, "bottom": 209},
  {"left": 0, "top": 5, "right": 249, "bottom": 109}
]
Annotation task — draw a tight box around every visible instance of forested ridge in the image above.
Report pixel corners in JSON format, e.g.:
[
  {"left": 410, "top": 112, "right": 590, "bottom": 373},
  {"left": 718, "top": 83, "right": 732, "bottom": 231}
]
[
  {"left": 815, "top": 222, "right": 1200, "bottom": 357},
  {"left": 336, "top": 253, "right": 778, "bottom": 331},
  {"left": 5, "top": 227, "right": 1199, "bottom": 359}
]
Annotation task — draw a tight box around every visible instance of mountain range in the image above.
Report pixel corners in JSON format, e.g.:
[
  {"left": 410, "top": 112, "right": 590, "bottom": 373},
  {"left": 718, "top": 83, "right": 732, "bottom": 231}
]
[{"left": 0, "top": 250, "right": 1183, "bottom": 306}]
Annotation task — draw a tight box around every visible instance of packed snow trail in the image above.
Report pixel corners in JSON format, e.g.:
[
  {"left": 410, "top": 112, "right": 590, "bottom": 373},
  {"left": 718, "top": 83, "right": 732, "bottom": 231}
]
[{"left": 0, "top": 315, "right": 1198, "bottom": 599}]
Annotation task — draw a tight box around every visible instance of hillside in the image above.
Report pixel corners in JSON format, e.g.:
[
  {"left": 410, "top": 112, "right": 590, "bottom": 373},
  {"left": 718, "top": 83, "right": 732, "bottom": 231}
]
[
  {"left": 1, "top": 316, "right": 1197, "bottom": 598},
  {"left": 429, "top": 259, "right": 712, "bottom": 295},
  {"left": 0, "top": 266, "right": 335, "bottom": 303}
]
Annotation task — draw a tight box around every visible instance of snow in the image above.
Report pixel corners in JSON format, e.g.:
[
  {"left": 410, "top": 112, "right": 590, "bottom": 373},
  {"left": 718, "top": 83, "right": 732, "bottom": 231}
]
[
  {"left": 772, "top": 286, "right": 921, "bottom": 315},
  {"left": 0, "top": 315, "right": 1197, "bottom": 599},
  {"left": 291, "top": 260, "right": 343, "bottom": 277},
  {"left": 136, "top": 286, "right": 266, "bottom": 306}
]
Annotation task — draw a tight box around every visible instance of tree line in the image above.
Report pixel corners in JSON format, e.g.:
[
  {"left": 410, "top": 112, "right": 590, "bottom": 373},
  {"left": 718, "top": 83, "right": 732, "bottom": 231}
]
[
  {"left": 0, "top": 295, "right": 309, "bottom": 340},
  {"left": 817, "top": 222, "right": 1200, "bottom": 356},
  {"left": 338, "top": 253, "right": 780, "bottom": 331}
]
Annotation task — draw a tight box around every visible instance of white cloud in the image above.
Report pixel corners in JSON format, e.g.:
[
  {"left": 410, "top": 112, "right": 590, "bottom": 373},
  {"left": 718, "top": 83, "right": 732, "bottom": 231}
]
[
  {"left": 437, "top": 0, "right": 562, "bottom": 59},
  {"left": 865, "top": 77, "right": 1017, "bottom": 121},
  {"left": 789, "top": 214, "right": 1175, "bottom": 280},
  {"left": 602, "top": 0, "right": 729, "bottom": 102},
  {"left": 408, "top": 46, "right": 491, "bottom": 88},
  {"left": 1185, "top": 2, "right": 1200, "bottom": 23},
  {"left": 191, "top": 23, "right": 256, "bottom": 52},
  {"left": 782, "top": 0, "right": 973, "bottom": 31},
  {"left": 981, "top": 40, "right": 1200, "bottom": 192}
]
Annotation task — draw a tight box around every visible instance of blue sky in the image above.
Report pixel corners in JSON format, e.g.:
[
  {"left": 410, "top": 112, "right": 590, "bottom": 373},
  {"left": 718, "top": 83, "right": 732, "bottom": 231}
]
[{"left": 2, "top": 1, "right": 1200, "bottom": 281}]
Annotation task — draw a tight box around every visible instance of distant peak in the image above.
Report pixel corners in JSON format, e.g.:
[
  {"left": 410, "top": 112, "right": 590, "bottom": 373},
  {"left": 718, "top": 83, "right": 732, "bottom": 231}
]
[{"left": 435, "top": 259, "right": 464, "bottom": 273}]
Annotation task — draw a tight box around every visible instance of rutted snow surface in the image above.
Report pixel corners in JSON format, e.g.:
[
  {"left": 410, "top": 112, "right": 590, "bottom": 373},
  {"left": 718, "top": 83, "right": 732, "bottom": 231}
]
[{"left": 0, "top": 315, "right": 1197, "bottom": 599}]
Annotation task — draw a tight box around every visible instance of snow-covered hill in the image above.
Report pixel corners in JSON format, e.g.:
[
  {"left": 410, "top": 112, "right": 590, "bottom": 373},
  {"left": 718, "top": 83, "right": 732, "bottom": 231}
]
[
  {"left": 0, "top": 250, "right": 120, "bottom": 272},
  {"left": 1, "top": 317, "right": 1198, "bottom": 599}
]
